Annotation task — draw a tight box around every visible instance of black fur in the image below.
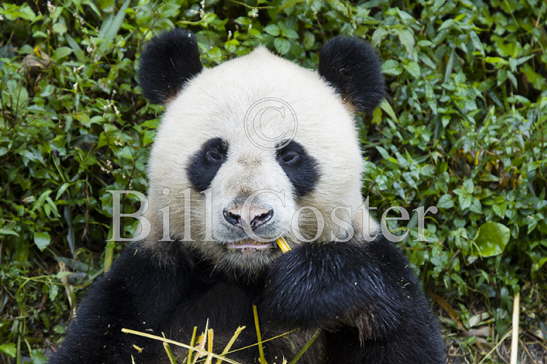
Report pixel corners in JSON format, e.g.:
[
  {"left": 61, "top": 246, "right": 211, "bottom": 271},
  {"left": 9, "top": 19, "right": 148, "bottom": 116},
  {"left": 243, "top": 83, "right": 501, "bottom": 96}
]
[
  {"left": 50, "top": 236, "right": 444, "bottom": 364},
  {"left": 276, "top": 140, "right": 320, "bottom": 197},
  {"left": 138, "top": 29, "right": 202, "bottom": 104},
  {"left": 318, "top": 36, "right": 385, "bottom": 113},
  {"left": 49, "top": 242, "right": 193, "bottom": 363},
  {"left": 263, "top": 238, "right": 445, "bottom": 363},
  {"left": 186, "top": 137, "right": 228, "bottom": 192}
]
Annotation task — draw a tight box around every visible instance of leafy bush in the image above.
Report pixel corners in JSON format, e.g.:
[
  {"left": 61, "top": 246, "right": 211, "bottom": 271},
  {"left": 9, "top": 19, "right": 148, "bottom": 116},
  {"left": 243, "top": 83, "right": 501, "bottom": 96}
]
[{"left": 0, "top": 0, "right": 545, "bottom": 363}]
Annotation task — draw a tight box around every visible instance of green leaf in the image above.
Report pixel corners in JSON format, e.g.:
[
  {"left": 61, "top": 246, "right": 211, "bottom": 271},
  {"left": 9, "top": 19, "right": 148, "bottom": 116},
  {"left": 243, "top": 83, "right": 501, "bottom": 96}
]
[
  {"left": 372, "top": 106, "right": 382, "bottom": 124},
  {"left": 98, "top": 0, "right": 116, "bottom": 12},
  {"left": 474, "top": 222, "right": 510, "bottom": 257},
  {"left": 382, "top": 60, "right": 402, "bottom": 76},
  {"left": 484, "top": 57, "right": 508, "bottom": 65},
  {"left": 34, "top": 232, "right": 51, "bottom": 251},
  {"left": 99, "top": 0, "right": 129, "bottom": 40},
  {"left": 49, "top": 284, "right": 59, "bottom": 301},
  {"left": 0, "top": 3, "right": 36, "bottom": 21},
  {"left": 404, "top": 61, "right": 421, "bottom": 78},
  {"left": 52, "top": 47, "right": 73, "bottom": 61},
  {"left": 264, "top": 24, "right": 280, "bottom": 36},
  {"left": 371, "top": 28, "right": 388, "bottom": 46},
  {"left": 303, "top": 32, "right": 315, "bottom": 50},
  {"left": 379, "top": 99, "right": 398, "bottom": 122},
  {"left": 375, "top": 146, "right": 392, "bottom": 160},
  {"left": 463, "top": 179, "right": 474, "bottom": 193},
  {"left": 469, "top": 31, "right": 484, "bottom": 55},
  {"left": 66, "top": 34, "right": 86, "bottom": 62},
  {"left": 0, "top": 343, "right": 16, "bottom": 358},
  {"left": 274, "top": 38, "right": 291, "bottom": 55},
  {"left": 282, "top": 28, "right": 299, "bottom": 40},
  {"left": 55, "top": 182, "right": 71, "bottom": 200},
  {"left": 53, "top": 22, "right": 67, "bottom": 35},
  {"left": 97, "top": 0, "right": 130, "bottom": 56},
  {"left": 396, "top": 29, "right": 415, "bottom": 54},
  {"left": 438, "top": 194, "right": 454, "bottom": 209},
  {"left": 0, "top": 228, "right": 19, "bottom": 237},
  {"left": 522, "top": 64, "right": 546, "bottom": 90}
]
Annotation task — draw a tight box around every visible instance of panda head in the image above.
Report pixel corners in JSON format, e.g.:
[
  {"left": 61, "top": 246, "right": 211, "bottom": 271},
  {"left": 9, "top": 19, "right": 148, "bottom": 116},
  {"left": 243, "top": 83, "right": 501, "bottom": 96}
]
[{"left": 139, "top": 29, "right": 384, "bottom": 274}]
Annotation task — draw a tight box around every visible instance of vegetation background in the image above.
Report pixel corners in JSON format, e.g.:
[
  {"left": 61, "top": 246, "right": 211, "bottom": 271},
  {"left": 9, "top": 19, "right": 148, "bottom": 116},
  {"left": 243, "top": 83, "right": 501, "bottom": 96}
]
[{"left": 0, "top": 0, "right": 545, "bottom": 363}]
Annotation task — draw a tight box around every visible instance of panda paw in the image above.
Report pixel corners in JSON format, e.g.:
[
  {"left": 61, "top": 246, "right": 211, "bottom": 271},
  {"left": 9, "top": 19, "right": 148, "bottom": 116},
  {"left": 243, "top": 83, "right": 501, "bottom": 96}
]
[{"left": 262, "top": 242, "right": 406, "bottom": 331}]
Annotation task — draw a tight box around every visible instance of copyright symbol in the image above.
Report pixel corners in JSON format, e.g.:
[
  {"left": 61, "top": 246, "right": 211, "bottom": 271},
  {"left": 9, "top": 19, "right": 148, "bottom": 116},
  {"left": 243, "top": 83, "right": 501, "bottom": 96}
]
[{"left": 243, "top": 97, "right": 298, "bottom": 150}]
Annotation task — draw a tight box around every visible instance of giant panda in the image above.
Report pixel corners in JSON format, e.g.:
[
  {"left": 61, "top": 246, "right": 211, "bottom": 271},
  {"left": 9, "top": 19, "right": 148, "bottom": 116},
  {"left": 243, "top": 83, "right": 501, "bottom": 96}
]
[{"left": 50, "top": 29, "right": 445, "bottom": 364}]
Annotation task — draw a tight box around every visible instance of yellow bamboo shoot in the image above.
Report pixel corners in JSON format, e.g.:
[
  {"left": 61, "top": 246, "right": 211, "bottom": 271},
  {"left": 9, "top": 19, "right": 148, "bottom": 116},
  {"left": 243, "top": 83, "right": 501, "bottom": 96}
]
[{"left": 275, "top": 237, "right": 291, "bottom": 253}]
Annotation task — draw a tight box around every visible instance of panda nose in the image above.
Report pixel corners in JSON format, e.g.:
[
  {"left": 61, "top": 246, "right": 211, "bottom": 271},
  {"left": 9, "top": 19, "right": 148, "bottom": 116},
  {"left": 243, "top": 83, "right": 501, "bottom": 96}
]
[{"left": 222, "top": 206, "right": 274, "bottom": 230}]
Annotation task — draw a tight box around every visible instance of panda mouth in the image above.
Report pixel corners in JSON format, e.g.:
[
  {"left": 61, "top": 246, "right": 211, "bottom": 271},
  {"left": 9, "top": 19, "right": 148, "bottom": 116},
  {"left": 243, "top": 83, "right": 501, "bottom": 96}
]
[{"left": 226, "top": 239, "right": 274, "bottom": 251}]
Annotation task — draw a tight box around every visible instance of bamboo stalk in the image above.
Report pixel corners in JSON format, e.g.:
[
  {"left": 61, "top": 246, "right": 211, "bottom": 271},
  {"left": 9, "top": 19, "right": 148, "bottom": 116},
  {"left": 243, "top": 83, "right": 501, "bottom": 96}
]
[
  {"left": 478, "top": 329, "right": 512, "bottom": 364},
  {"left": 288, "top": 329, "right": 321, "bottom": 364},
  {"left": 204, "top": 329, "right": 214, "bottom": 364},
  {"left": 215, "top": 326, "right": 246, "bottom": 364},
  {"left": 275, "top": 237, "right": 291, "bottom": 253},
  {"left": 187, "top": 326, "right": 197, "bottom": 364},
  {"left": 163, "top": 342, "right": 178, "bottom": 364},
  {"left": 510, "top": 292, "right": 520, "bottom": 364},
  {"left": 121, "top": 328, "right": 240, "bottom": 364},
  {"left": 252, "top": 305, "right": 267, "bottom": 364}
]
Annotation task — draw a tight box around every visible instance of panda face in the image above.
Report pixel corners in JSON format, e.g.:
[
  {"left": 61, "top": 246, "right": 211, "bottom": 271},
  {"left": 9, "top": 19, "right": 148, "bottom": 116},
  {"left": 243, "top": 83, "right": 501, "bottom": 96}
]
[
  {"left": 186, "top": 136, "right": 320, "bottom": 238},
  {"left": 140, "top": 31, "right": 384, "bottom": 273}
]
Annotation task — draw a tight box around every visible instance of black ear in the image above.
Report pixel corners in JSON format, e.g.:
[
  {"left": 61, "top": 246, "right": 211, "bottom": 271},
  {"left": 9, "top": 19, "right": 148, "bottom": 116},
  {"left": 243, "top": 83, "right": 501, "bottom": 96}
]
[
  {"left": 138, "top": 29, "right": 202, "bottom": 104},
  {"left": 318, "top": 36, "right": 385, "bottom": 113}
]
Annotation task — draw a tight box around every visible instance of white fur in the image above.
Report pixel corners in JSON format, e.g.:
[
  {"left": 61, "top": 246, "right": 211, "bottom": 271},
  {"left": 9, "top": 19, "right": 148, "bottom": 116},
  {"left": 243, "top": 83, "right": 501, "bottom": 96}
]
[{"left": 144, "top": 47, "right": 378, "bottom": 271}]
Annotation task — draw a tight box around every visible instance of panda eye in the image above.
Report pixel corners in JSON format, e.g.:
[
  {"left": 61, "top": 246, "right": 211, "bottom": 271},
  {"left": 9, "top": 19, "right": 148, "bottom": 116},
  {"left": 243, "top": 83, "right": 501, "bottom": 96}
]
[
  {"left": 205, "top": 149, "right": 224, "bottom": 163},
  {"left": 279, "top": 150, "right": 300, "bottom": 165}
]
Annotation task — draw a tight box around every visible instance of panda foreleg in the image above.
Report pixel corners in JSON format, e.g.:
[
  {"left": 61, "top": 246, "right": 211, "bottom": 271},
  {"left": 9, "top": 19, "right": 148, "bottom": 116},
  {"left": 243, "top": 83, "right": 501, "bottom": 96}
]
[
  {"left": 262, "top": 238, "right": 444, "bottom": 363},
  {"left": 49, "top": 242, "right": 193, "bottom": 364}
]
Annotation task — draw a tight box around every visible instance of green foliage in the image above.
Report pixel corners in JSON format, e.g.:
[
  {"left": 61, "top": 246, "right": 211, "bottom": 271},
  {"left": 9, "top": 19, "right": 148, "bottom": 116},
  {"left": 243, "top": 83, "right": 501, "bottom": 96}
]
[
  {"left": 474, "top": 222, "right": 510, "bottom": 258},
  {"left": 0, "top": 0, "right": 545, "bottom": 362}
]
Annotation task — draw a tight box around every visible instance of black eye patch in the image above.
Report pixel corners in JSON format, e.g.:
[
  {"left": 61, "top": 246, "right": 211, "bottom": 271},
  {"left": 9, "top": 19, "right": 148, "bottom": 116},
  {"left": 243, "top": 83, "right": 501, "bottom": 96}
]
[
  {"left": 276, "top": 140, "right": 320, "bottom": 197},
  {"left": 187, "top": 138, "right": 228, "bottom": 192}
]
